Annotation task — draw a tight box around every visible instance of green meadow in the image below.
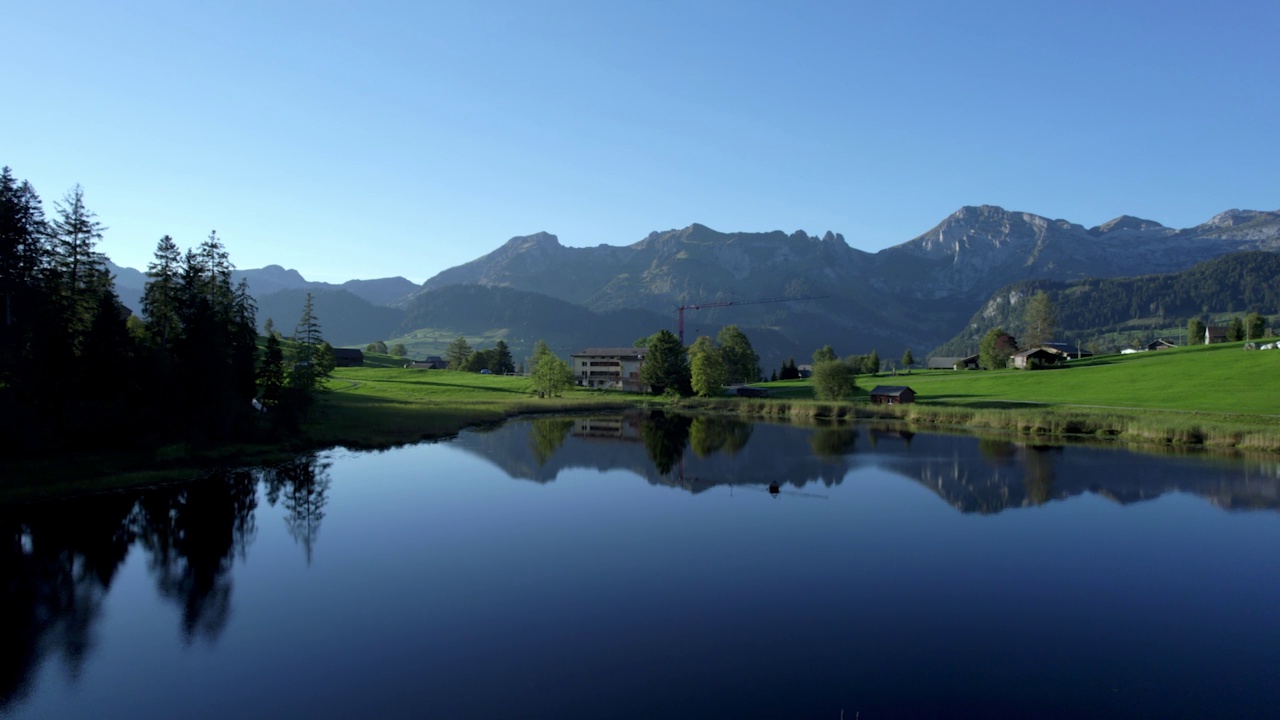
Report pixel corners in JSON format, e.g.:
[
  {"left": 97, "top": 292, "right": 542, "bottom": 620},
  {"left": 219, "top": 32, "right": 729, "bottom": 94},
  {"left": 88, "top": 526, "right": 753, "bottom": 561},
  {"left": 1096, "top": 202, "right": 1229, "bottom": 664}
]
[
  {"left": 316, "top": 341, "right": 1280, "bottom": 453},
  {"left": 305, "top": 365, "right": 634, "bottom": 448}
]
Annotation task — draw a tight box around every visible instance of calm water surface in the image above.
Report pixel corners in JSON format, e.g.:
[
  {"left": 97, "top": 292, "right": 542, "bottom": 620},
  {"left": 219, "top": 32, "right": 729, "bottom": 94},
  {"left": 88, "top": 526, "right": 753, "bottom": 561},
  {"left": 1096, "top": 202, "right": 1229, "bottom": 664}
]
[{"left": 3, "top": 414, "right": 1280, "bottom": 719}]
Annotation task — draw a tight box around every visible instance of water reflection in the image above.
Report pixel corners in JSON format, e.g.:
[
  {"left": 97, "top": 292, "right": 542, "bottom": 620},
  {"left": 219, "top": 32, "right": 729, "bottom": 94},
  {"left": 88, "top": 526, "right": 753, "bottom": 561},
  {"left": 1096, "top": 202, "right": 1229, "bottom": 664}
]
[
  {"left": 262, "top": 453, "right": 332, "bottom": 565},
  {"left": 0, "top": 493, "right": 135, "bottom": 705},
  {"left": 451, "top": 412, "right": 1280, "bottom": 514},
  {"left": 0, "top": 456, "right": 331, "bottom": 709},
  {"left": 3, "top": 417, "right": 1280, "bottom": 717},
  {"left": 137, "top": 469, "right": 258, "bottom": 643}
]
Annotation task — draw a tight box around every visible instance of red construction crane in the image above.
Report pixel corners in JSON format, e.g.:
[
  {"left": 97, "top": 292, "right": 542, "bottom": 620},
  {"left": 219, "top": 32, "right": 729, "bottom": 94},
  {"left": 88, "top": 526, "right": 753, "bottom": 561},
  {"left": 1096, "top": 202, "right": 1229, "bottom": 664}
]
[{"left": 676, "top": 295, "right": 826, "bottom": 343}]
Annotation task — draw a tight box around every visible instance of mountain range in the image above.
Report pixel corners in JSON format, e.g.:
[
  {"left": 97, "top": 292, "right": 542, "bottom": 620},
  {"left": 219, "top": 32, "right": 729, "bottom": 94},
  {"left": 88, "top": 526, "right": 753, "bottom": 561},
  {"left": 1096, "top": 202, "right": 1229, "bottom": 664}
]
[{"left": 107, "top": 205, "right": 1280, "bottom": 365}]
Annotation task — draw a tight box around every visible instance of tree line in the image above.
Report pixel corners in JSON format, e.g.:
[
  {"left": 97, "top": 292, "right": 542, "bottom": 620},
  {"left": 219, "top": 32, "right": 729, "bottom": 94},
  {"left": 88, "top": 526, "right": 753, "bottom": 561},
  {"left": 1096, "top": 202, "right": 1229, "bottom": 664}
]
[{"left": 0, "top": 166, "right": 327, "bottom": 456}]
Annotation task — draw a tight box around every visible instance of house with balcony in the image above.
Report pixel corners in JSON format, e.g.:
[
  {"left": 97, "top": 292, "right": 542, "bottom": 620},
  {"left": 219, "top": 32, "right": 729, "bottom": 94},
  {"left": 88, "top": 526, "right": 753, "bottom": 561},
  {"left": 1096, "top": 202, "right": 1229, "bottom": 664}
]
[{"left": 571, "top": 347, "right": 647, "bottom": 392}]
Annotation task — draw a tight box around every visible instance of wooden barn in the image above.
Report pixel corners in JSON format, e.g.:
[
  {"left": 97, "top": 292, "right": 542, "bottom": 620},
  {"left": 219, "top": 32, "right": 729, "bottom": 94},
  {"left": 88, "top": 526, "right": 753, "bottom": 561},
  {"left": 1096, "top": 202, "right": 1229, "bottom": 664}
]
[
  {"left": 1011, "top": 348, "right": 1063, "bottom": 370},
  {"left": 869, "top": 385, "right": 916, "bottom": 404},
  {"left": 333, "top": 348, "right": 364, "bottom": 367}
]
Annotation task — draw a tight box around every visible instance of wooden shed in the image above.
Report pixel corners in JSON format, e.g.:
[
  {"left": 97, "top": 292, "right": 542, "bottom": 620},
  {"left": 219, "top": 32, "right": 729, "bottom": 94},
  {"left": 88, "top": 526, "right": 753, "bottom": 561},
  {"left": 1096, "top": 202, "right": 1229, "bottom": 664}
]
[
  {"left": 869, "top": 385, "right": 916, "bottom": 404},
  {"left": 1011, "top": 348, "right": 1061, "bottom": 370}
]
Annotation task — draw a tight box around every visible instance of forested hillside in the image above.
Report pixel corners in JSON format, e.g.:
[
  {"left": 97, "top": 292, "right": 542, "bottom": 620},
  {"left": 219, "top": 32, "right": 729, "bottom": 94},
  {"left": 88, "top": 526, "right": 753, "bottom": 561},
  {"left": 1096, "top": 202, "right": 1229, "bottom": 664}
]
[{"left": 933, "top": 251, "right": 1280, "bottom": 356}]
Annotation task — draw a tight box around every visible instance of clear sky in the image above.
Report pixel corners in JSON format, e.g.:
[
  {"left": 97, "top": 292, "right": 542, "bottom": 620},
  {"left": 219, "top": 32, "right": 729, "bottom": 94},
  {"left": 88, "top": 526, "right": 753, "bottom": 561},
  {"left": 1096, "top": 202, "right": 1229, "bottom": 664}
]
[{"left": 6, "top": 1, "right": 1278, "bottom": 283}]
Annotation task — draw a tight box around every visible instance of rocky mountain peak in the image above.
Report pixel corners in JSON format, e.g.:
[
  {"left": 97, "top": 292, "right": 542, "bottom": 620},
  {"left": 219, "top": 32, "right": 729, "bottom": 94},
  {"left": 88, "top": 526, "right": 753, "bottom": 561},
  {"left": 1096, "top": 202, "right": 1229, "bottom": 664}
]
[
  {"left": 1089, "top": 215, "right": 1167, "bottom": 236},
  {"left": 499, "top": 231, "right": 561, "bottom": 252}
]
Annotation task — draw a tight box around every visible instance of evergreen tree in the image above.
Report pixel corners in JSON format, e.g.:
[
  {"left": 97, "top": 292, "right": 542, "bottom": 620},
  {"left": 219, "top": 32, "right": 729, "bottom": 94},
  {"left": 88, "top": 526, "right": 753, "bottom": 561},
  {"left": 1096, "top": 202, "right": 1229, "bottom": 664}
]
[
  {"left": 48, "top": 185, "right": 108, "bottom": 345},
  {"left": 490, "top": 340, "right": 514, "bottom": 374},
  {"left": 258, "top": 333, "right": 286, "bottom": 408},
  {"left": 639, "top": 329, "right": 691, "bottom": 396},
  {"left": 289, "top": 292, "right": 326, "bottom": 395},
  {"left": 445, "top": 336, "right": 472, "bottom": 369},
  {"left": 1022, "top": 291, "right": 1057, "bottom": 347},
  {"left": 688, "top": 335, "right": 726, "bottom": 397},
  {"left": 264, "top": 317, "right": 277, "bottom": 338},
  {"left": 717, "top": 325, "right": 760, "bottom": 384},
  {"left": 866, "top": 349, "right": 880, "bottom": 375},
  {"left": 780, "top": 357, "right": 800, "bottom": 380},
  {"left": 901, "top": 349, "right": 914, "bottom": 369},
  {"left": 142, "top": 235, "right": 183, "bottom": 350},
  {"left": 0, "top": 168, "right": 47, "bottom": 336}
]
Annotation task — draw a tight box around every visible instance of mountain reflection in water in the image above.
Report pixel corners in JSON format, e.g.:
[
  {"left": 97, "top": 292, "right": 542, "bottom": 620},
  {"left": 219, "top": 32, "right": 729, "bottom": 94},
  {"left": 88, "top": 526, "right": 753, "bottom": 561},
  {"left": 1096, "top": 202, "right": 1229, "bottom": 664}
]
[
  {"left": 3, "top": 415, "right": 1279, "bottom": 719},
  {"left": 452, "top": 411, "right": 1280, "bottom": 513}
]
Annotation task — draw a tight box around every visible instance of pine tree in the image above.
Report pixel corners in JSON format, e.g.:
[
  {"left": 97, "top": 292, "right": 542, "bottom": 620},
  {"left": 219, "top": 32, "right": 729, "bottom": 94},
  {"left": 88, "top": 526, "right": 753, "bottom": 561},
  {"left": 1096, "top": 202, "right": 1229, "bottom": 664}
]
[
  {"left": 258, "top": 334, "right": 286, "bottom": 408},
  {"left": 48, "top": 184, "right": 108, "bottom": 344},
  {"left": 490, "top": 340, "right": 514, "bottom": 374},
  {"left": 1022, "top": 291, "right": 1057, "bottom": 348},
  {"left": 289, "top": 292, "right": 325, "bottom": 394},
  {"left": 445, "top": 336, "right": 472, "bottom": 369},
  {"left": 901, "top": 349, "right": 914, "bottom": 369},
  {"left": 142, "top": 235, "right": 184, "bottom": 350}
]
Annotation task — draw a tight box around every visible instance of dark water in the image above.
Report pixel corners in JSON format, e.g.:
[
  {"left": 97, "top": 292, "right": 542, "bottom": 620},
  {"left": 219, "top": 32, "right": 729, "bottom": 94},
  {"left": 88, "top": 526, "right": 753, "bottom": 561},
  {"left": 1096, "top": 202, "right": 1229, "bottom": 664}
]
[{"left": 3, "top": 413, "right": 1280, "bottom": 719}]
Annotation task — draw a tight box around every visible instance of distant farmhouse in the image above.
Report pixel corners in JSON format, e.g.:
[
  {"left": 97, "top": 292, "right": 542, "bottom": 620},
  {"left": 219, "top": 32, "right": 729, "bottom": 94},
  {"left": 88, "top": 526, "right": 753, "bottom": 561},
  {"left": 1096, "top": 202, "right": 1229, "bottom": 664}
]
[
  {"left": 407, "top": 355, "right": 447, "bottom": 369},
  {"left": 571, "top": 347, "right": 646, "bottom": 392},
  {"left": 1147, "top": 338, "right": 1178, "bottom": 351},
  {"left": 927, "top": 355, "right": 979, "bottom": 370},
  {"left": 1205, "top": 326, "right": 1229, "bottom": 344},
  {"left": 333, "top": 348, "right": 364, "bottom": 367},
  {"left": 869, "top": 385, "right": 916, "bottom": 404}
]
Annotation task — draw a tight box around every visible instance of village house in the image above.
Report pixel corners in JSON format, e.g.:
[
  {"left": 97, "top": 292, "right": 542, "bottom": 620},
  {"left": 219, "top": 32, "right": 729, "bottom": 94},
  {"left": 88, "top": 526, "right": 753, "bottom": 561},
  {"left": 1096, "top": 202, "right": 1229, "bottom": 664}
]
[
  {"left": 571, "top": 347, "right": 647, "bottom": 391},
  {"left": 1147, "top": 338, "right": 1178, "bottom": 351},
  {"left": 1205, "top": 326, "right": 1229, "bottom": 344}
]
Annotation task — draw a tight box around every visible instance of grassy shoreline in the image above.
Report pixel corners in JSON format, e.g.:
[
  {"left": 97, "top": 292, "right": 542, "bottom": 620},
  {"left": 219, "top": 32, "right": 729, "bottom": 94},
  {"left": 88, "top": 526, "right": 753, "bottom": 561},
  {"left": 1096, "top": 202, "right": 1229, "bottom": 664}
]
[{"left": 5, "top": 343, "right": 1279, "bottom": 502}]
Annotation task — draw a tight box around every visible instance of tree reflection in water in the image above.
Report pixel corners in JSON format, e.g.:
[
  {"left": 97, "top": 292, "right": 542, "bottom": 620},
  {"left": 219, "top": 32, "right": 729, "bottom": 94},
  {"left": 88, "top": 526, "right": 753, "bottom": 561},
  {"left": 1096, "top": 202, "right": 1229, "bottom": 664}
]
[
  {"left": 639, "top": 411, "right": 692, "bottom": 475},
  {"left": 809, "top": 425, "right": 858, "bottom": 457},
  {"left": 0, "top": 493, "right": 136, "bottom": 706},
  {"left": 689, "top": 416, "right": 753, "bottom": 457},
  {"left": 136, "top": 469, "right": 259, "bottom": 644},
  {"left": 263, "top": 453, "right": 332, "bottom": 566},
  {"left": 529, "top": 418, "right": 575, "bottom": 466}
]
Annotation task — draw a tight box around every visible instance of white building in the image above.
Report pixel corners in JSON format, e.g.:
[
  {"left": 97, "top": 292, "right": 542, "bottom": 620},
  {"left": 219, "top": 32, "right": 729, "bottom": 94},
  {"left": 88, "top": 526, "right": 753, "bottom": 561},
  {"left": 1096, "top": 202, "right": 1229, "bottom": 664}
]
[{"left": 571, "top": 347, "right": 647, "bottom": 391}]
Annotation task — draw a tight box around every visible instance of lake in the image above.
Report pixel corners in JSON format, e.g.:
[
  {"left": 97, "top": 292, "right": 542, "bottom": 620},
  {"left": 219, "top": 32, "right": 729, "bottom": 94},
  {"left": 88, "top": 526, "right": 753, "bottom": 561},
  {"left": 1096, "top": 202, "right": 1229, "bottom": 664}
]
[{"left": 3, "top": 412, "right": 1279, "bottom": 719}]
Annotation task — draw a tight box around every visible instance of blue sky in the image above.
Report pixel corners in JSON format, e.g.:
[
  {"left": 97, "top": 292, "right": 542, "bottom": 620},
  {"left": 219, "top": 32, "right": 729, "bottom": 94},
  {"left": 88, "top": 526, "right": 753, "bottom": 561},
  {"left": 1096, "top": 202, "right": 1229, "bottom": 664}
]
[{"left": 7, "top": 1, "right": 1278, "bottom": 283}]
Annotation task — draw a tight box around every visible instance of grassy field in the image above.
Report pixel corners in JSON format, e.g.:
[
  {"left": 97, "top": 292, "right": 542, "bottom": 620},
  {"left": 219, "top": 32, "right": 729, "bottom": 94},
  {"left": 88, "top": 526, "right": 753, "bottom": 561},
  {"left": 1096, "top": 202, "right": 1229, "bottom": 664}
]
[
  {"left": 305, "top": 366, "right": 638, "bottom": 448},
  {"left": 761, "top": 341, "right": 1280, "bottom": 414},
  {"left": 719, "top": 341, "right": 1280, "bottom": 451}
]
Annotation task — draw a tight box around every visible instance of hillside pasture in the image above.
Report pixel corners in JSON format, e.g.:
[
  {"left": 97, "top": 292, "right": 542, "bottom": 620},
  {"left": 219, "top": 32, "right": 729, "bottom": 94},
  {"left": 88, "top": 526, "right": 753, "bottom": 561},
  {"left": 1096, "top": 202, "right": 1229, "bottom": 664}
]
[{"left": 308, "top": 367, "right": 636, "bottom": 447}]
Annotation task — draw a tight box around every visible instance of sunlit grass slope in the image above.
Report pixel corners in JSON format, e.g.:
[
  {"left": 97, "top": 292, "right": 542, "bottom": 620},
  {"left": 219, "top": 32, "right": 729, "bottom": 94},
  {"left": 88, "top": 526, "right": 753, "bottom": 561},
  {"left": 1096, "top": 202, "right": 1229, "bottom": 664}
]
[
  {"left": 759, "top": 342, "right": 1280, "bottom": 415},
  {"left": 307, "top": 367, "right": 635, "bottom": 447}
]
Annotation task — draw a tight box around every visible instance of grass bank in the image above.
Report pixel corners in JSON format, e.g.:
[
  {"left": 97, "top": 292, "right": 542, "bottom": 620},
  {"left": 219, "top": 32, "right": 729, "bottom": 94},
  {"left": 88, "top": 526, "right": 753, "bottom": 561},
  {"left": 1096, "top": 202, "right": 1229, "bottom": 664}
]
[
  {"left": 306, "top": 367, "right": 638, "bottom": 448},
  {"left": 716, "top": 341, "right": 1280, "bottom": 451}
]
